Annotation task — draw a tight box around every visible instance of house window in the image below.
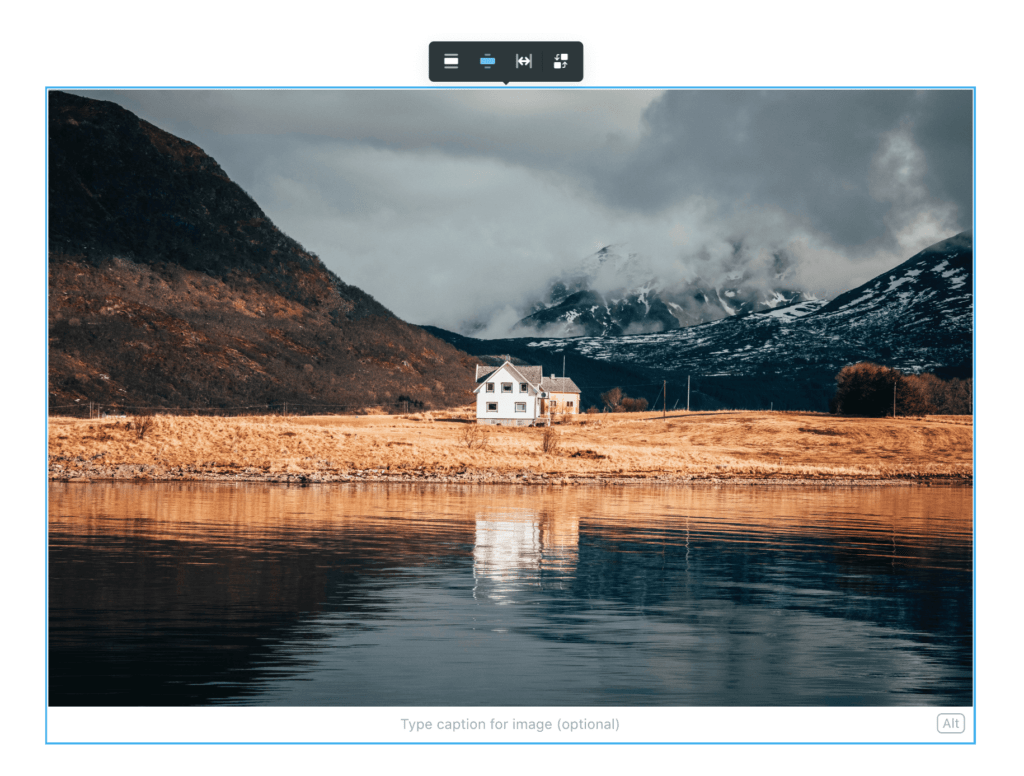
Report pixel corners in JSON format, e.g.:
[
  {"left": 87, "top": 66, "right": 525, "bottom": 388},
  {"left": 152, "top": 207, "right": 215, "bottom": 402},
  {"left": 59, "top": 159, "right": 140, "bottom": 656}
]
[
  {"left": 486, "top": 382, "right": 495, "bottom": 392},
  {"left": 486, "top": 402, "right": 498, "bottom": 412},
  {"left": 550, "top": 400, "right": 558, "bottom": 407},
  {"left": 520, "top": 383, "right": 528, "bottom": 392},
  {"left": 501, "top": 382, "right": 513, "bottom": 393},
  {"left": 567, "top": 401, "right": 574, "bottom": 408},
  {"left": 515, "top": 402, "right": 526, "bottom": 412}
]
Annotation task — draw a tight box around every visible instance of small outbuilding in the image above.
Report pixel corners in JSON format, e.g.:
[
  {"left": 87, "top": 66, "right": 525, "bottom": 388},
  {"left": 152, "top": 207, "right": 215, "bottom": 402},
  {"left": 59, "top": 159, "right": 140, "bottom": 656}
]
[{"left": 473, "top": 361, "right": 581, "bottom": 425}]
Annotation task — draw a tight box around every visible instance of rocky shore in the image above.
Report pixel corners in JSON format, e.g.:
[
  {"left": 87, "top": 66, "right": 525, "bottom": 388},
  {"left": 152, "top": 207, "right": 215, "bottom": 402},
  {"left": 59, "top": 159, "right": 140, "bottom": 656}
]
[{"left": 49, "top": 456, "right": 971, "bottom": 487}]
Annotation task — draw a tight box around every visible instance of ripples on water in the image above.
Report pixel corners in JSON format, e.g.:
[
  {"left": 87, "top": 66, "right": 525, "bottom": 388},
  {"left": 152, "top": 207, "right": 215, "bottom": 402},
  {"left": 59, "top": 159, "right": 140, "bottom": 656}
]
[{"left": 48, "top": 482, "right": 972, "bottom": 706}]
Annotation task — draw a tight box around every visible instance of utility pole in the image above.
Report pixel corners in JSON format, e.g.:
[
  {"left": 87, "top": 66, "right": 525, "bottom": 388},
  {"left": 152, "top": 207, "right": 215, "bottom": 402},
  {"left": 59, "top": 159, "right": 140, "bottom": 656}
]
[
  {"left": 663, "top": 380, "right": 667, "bottom": 419},
  {"left": 687, "top": 376, "right": 691, "bottom": 412}
]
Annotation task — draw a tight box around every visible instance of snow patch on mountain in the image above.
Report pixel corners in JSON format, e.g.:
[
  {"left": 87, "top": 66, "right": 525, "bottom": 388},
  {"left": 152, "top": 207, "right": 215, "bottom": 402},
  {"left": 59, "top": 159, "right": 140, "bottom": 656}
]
[{"left": 760, "top": 299, "right": 828, "bottom": 320}]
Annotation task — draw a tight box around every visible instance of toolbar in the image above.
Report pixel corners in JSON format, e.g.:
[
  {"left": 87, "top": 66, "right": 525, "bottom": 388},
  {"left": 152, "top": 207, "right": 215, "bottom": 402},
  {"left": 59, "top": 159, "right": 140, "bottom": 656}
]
[{"left": 429, "top": 42, "right": 583, "bottom": 83}]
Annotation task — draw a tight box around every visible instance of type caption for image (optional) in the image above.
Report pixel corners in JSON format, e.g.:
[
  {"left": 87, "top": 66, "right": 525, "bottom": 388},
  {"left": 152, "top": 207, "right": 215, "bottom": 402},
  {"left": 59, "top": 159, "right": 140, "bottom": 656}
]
[{"left": 400, "top": 717, "right": 619, "bottom": 734}]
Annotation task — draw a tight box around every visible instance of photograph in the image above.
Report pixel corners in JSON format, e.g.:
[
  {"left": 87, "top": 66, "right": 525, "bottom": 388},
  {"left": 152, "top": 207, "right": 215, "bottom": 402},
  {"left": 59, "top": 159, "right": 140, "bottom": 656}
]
[{"left": 47, "top": 87, "right": 973, "bottom": 713}]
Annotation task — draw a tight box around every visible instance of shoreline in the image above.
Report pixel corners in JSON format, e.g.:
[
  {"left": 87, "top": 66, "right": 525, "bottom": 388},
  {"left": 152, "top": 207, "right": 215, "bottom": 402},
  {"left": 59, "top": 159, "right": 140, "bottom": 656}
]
[{"left": 48, "top": 462, "right": 972, "bottom": 488}]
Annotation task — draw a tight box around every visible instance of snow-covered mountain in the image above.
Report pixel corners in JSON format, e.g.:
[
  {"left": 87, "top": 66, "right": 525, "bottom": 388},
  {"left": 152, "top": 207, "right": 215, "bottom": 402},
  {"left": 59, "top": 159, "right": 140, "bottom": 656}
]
[
  {"left": 522, "top": 231, "right": 972, "bottom": 379},
  {"left": 511, "top": 245, "right": 818, "bottom": 337}
]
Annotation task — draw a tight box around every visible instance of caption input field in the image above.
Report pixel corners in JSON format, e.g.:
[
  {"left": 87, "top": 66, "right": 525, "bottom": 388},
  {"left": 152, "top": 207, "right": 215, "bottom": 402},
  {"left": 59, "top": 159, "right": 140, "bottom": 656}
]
[{"left": 48, "top": 706, "right": 974, "bottom": 744}]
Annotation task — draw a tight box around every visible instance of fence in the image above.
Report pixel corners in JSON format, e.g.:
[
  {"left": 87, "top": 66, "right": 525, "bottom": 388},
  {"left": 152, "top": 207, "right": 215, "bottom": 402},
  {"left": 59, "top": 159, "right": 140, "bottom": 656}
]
[{"left": 48, "top": 400, "right": 436, "bottom": 419}]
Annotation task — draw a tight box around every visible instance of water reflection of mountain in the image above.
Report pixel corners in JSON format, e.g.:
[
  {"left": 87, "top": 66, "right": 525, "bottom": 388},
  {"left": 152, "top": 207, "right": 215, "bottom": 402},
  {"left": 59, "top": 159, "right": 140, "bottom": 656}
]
[
  {"left": 49, "top": 482, "right": 972, "bottom": 706},
  {"left": 567, "top": 522, "right": 970, "bottom": 665},
  {"left": 50, "top": 483, "right": 481, "bottom": 705}
]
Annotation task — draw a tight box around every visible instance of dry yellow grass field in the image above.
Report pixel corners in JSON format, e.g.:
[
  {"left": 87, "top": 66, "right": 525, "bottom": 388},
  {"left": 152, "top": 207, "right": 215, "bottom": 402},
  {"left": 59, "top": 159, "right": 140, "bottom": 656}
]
[{"left": 49, "top": 408, "right": 973, "bottom": 483}]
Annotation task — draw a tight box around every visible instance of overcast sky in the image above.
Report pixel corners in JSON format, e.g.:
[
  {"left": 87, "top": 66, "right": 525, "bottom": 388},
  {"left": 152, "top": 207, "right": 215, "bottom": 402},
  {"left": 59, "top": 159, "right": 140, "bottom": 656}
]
[{"left": 72, "top": 89, "right": 972, "bottom": 334}]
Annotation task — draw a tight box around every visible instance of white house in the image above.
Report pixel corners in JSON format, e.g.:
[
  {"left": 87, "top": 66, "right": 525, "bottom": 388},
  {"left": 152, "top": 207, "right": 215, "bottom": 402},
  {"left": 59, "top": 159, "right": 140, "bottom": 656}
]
[{"left": 474, "top": 361, "right": 582, "bottom": 425}]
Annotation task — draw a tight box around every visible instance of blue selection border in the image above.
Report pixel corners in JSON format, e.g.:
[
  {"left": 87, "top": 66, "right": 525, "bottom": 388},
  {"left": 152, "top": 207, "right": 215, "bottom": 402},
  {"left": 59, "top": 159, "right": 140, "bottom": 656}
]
[{"left": 43, "top": 83, "right": 978, "bottom": 746}]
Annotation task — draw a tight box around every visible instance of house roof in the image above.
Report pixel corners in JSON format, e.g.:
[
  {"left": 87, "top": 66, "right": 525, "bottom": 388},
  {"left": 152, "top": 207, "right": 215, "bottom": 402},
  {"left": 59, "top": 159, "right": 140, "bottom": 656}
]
[
  {"left": 473, "top": 361, "right": 580, "bottom": 394},
  {"left": 540, "top": 376, "right": 581, "bottom": 394},
  {"left": 516, "top": 366, "right": 544, "bottom": 384},
  {"left": 475, "top": 364, "right": 499, "bottom": 381},
  {"left": 474, "top": 362, "right": 536, "bottom": 394},
  {"left": 475, "top": 362, "right": 538, "bottom": 386}
]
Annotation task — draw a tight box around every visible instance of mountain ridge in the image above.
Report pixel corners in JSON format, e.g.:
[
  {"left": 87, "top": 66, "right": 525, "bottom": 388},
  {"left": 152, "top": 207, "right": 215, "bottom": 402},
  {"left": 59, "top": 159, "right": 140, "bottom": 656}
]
[{"left": 48, "top": 91, "right": 476, "bottom": 412}]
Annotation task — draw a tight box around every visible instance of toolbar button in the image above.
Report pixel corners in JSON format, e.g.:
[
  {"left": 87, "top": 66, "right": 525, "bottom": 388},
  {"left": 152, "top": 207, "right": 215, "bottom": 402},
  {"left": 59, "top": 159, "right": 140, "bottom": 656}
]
[{"left": 937, "top": 714, "right": 965, "bottom": 734}]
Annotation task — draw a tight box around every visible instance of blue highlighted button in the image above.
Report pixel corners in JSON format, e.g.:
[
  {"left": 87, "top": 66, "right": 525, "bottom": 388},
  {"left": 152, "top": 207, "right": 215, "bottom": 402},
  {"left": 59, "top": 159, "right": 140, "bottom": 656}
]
[{"left": 480, "top": 57, "right": 495, "bottom": 65}]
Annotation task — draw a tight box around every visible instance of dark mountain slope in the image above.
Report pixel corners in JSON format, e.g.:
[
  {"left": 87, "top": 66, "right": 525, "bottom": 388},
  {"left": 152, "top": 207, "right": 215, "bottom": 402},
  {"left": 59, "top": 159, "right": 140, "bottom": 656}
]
[
  {"left": 815, "top": 230, "right": 972, "bottom": 359},
  {"left": 48, "top": 91, "right": 475, "bottom": 412}
]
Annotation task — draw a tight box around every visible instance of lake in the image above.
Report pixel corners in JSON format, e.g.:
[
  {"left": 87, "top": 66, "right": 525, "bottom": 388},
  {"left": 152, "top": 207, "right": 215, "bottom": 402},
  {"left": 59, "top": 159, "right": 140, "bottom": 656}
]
[{"left": 48, "top": 481, "right": 972, "bottom": 706}]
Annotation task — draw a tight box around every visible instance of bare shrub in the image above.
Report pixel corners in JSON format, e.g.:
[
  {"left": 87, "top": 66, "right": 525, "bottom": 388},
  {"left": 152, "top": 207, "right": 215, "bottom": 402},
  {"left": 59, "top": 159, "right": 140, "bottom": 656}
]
[
  {"left": 541, "top": 426, "right": 560, "bottom": 454},
  {"left": 586, "top": 406, "right": 599, "bottom": 415},
  {"left": 460, "top": 423, "right": 489, "bottom": 450},
  {"left": 601, "top": 387, "right": 623, "bottom": 411},
  {"left": 620, "top": 396, "right": 649, "bottom": 412},
  {"left": 131, "top": 412, "right": 156, "bottom": 440},
  {"left": 601, "top": 388, "right": 648, "bottom": 412}
]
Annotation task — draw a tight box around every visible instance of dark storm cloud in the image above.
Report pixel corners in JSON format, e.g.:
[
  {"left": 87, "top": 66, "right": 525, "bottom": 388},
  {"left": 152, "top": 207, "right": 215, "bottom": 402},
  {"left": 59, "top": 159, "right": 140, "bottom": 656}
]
[
  {"left": 592, "top": 90, "right": 973, "bottom": 251},
  {"left": 66, "top": 89, "right": 971, "bottom": 332},
  {"left": 910, "top": 90, "right": 974, "bottom": 217},
  {"left": 76, "top": 89, "right": 645, "bottom": 182}
]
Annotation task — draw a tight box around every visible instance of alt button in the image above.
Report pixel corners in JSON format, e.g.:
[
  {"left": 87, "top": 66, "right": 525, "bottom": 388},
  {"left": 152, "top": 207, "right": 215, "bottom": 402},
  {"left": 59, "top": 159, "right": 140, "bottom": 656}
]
[{"left": 937, "top": 713, "right": 965, "bottom": 734}]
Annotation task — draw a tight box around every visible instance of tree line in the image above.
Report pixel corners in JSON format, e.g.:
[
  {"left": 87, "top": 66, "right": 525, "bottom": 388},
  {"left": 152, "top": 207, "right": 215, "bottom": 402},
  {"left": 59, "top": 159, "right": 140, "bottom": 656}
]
[
  {"left": 830, "top": 362, "right": 972, "bottom": 417},
  {"left": 589, "top": 363, "right": 971, "bottom": 417}
]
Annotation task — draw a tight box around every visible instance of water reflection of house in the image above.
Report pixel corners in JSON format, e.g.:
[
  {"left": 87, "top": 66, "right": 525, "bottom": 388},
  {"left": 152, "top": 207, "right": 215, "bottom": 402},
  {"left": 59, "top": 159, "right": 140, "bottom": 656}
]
[{"left": 473, "top": 510, "right": 579, "bottom": 603}]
